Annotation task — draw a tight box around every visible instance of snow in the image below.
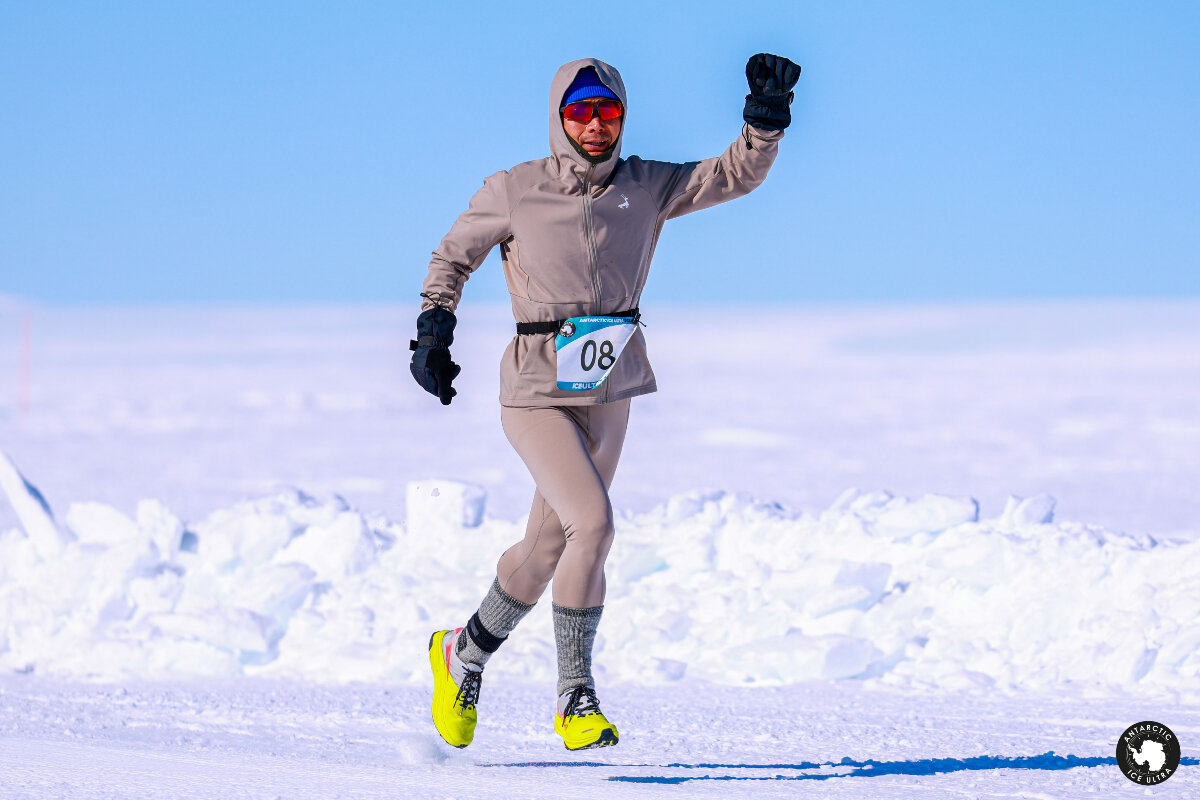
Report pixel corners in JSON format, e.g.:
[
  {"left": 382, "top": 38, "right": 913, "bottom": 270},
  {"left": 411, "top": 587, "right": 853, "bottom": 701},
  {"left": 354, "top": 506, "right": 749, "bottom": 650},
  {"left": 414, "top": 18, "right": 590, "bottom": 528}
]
[
  {"left": 0, "top": 300, "right": 1198, "bottom": 796},
  {"left": 2, "top": 677, "right": 1197, "bottom": 798},
  {"left": 0, "top": 451, "right": 70, "bottom": 559},
  {"left": 1, "top": 467, "right": 1198, "bottom": 700},
  {"left": 3, "top": 300, "right": 1199, "bottom": 538}
]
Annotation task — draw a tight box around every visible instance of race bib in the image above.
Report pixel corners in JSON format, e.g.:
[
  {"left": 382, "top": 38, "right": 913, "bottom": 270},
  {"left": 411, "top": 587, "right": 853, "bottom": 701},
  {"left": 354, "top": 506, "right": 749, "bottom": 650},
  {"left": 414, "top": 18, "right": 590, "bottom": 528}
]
[{"left": 555, "top": 316, "right": 637, "bottom": 391}]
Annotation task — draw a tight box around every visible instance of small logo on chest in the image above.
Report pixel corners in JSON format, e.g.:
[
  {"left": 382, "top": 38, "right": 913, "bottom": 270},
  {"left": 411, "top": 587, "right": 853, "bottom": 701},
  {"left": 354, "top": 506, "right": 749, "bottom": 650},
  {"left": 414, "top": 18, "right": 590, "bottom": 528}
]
[{"left": 618, "top": 194, "right": 630, "bottom": 209}]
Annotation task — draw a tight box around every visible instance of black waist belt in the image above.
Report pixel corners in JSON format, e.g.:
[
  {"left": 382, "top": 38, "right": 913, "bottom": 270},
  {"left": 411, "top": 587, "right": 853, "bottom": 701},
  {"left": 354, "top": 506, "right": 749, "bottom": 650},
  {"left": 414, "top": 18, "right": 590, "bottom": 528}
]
[{"left": 516, "top": 307, "right": 639, "bottom": 335}]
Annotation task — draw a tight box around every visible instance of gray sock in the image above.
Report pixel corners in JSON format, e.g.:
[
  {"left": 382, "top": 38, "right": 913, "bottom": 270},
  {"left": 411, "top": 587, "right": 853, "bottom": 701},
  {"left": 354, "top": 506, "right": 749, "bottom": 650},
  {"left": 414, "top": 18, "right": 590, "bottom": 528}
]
[
  {"left": 553, "top": 603, "right": 603, "bottom": 696},
  {"left": 455, "top": 578, "right": 535, "bottom": 668}
]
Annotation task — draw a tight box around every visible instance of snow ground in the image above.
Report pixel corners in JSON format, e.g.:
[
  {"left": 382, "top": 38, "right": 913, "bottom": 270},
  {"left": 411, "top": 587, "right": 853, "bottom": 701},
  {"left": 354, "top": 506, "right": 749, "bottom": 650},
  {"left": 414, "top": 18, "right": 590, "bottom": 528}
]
[
  {"left": 1, "top": 300, "right": 1198, "bottom": 796},
  {"left": 2, "top": 677, "right": 1197, "bottom": 799},
  {"left": 1, "top": 299, "right": 1198, "bottom": 538}
]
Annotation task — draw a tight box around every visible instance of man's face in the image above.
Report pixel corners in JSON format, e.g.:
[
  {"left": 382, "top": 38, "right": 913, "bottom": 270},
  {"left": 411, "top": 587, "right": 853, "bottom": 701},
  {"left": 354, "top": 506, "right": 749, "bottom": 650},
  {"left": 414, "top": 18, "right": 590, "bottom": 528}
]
[{"left": 563, "top": 97, "right": 622, "bottom": 157}]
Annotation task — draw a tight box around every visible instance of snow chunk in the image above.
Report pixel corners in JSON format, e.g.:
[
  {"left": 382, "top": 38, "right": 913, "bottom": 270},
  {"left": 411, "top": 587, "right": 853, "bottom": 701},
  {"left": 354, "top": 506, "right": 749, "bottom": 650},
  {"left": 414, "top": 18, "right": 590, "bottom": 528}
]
[
  {"left": 137, "top": 499, "right": 185, "bottom": 561},
  {"left": 193, "top": 494, "right": 302, "bottom": 569},
  {"left": 406, "top": 479, "right": 486, "bottom": 530},
  {"left": 150, "top": 609, "right": 277, "bottom": 657},
  {"left": 871, "top": 494, "right": 979, "bottom": 539},
  {"left": 66, "top": 502, "right": 140, "bottom": 546},
  {"left": 0, "top": 450, "right": 72, "bottom": 558},
  {"left": 1001, "top": 494, "right": 1056, "bottom": 526},
  {"left": 229, "top": 563, "right": 316, "bottom": 626},
  {"left": 275, "top": 511, "right": 376, "bottom": 581}
]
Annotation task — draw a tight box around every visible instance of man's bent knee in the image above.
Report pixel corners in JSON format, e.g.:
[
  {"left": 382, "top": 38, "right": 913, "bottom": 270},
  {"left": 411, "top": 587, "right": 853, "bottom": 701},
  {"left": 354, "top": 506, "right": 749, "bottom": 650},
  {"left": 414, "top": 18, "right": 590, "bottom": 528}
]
[{"left": 562, "top": 517, "right": 615, "bottom": 554}]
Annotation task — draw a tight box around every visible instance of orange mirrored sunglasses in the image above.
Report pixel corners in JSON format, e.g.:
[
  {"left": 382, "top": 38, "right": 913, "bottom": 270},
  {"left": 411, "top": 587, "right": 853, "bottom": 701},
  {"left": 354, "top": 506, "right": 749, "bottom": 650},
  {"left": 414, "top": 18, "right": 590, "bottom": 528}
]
[{"left": 561, "top": 99, "right": 624, "bottom": 124}]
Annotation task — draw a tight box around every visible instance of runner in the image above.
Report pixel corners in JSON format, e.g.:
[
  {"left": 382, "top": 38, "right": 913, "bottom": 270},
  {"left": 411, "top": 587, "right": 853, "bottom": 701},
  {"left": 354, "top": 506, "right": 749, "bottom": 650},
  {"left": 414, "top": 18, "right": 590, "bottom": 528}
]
[{"left": 413, "top": 54, "right": 800, "bottom": 750}]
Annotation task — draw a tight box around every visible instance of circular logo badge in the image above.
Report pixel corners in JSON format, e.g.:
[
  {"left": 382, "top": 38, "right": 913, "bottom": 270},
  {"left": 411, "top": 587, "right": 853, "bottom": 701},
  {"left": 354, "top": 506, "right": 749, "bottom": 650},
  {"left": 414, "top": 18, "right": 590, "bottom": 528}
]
[
  {"left": 1116, "top": 720, "right": 1181, "bottom": 785},
  {"left": 559, "top": 321, "right": 576, "bottom": 337}
]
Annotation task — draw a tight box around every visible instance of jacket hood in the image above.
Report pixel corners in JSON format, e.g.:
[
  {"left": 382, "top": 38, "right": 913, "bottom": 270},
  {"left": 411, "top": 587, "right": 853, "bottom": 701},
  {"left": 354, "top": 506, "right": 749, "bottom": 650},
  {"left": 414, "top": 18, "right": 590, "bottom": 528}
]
[{"left": 549, "top": 58, "right": 627, "bottom": 185}]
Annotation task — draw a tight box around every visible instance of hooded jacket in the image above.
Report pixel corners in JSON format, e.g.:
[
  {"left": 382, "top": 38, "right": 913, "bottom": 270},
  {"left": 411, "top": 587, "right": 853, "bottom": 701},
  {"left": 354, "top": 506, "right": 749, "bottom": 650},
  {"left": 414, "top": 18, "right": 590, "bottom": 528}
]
[{"left": 420, "top": 58, "right": 784, "bottom": 407}]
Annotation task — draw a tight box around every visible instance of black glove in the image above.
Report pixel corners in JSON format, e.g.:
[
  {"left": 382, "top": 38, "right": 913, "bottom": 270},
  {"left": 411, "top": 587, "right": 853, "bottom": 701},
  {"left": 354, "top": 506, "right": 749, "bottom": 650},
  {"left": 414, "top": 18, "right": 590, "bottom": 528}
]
[
  {"left": 409, "top": 307, "right": 461, "bottom": 405},
  {"left": 743, "top": 53, "right": 801, "bottom": 131}
]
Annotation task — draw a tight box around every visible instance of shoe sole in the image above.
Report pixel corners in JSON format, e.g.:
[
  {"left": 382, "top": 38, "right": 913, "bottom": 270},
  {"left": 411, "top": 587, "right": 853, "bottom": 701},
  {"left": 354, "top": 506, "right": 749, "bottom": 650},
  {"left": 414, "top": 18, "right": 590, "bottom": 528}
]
[
  {"left": 564, "top": 728, "right": 619, "bottom": 751},
  {"left": 429, "top": 630, "right": 471, "bottom": 749}
]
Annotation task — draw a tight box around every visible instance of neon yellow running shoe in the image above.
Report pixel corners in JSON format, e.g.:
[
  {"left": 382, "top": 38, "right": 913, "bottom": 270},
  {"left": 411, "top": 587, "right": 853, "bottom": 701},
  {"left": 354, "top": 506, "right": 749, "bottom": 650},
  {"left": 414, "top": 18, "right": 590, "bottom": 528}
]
[
  {"left": 428, "top": 628, "right": 482, "bottom": 748},
  {"left": 554, "top": 686, "right": 619, "bottom": 750}
]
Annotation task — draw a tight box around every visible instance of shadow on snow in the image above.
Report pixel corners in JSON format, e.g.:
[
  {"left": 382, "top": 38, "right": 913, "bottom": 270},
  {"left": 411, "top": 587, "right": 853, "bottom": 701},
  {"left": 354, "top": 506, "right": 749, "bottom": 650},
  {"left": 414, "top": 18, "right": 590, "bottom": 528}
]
[{"left": 485, "top": 752, "right": 1199, "bottom": 784}]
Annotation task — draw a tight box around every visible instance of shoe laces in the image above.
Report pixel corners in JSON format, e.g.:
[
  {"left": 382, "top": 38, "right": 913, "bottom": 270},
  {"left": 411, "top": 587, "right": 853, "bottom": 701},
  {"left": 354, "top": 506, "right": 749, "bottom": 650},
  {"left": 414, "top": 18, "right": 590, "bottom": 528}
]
[
  {"left": 562, "top": 686, "right": 601, "bottom": 719},
  {"left": 456, "top": 669, "right": 482, "bottom": 711}
]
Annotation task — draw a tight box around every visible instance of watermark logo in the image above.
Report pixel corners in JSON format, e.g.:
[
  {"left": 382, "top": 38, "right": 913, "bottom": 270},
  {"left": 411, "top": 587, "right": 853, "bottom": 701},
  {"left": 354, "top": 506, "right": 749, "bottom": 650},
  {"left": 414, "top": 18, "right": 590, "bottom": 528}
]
[{"left": 1116, "top": 720, "right": 1180, "bottom": 785}]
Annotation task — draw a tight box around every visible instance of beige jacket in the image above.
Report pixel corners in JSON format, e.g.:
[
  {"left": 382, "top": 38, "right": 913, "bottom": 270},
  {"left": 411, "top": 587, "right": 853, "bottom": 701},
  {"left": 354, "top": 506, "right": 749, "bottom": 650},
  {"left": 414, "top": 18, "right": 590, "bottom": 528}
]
[{"left": 420, "top": 58, "right": 784, "bottom": 407}]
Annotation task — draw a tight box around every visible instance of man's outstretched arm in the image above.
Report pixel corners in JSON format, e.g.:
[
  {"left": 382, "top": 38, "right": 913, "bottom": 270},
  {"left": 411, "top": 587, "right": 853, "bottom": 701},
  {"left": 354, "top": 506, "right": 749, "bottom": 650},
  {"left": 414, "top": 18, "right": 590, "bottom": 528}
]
[{"left": 656, "top": 53, "right": 800, "bottom": 220}]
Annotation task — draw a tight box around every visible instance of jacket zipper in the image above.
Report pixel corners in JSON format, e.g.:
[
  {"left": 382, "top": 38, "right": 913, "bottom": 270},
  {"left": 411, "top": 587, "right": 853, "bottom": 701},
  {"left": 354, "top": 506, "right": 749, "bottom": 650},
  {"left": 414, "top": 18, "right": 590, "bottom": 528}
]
[
  {"left": 582, "top": 165, "right": 601, "bottom": 314},
  {"left": 581, "top": 164, "right": 608, "bottom": 400}
]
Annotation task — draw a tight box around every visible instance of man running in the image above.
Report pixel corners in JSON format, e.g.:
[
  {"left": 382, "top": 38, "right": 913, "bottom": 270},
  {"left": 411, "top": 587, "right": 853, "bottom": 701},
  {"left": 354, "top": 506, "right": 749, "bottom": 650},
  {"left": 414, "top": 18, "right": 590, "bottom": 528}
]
[{"left": 412, "top": 53, "right": 800, "bottom": 750}]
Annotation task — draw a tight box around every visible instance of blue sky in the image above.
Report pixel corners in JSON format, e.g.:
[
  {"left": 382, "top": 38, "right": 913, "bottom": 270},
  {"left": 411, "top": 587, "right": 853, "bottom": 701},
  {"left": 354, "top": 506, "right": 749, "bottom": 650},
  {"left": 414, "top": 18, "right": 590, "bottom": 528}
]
[{"left": 2, "top": 0, "right": 1198, "bottom": 306}]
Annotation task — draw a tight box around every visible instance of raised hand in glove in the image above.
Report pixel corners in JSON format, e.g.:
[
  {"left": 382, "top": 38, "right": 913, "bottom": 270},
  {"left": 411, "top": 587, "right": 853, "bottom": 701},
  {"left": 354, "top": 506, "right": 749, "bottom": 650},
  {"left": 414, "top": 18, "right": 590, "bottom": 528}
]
[
  {"left": 409, "top": 307, "right": 461, "bottom": 405},
  {"left": 743, "top": 52, "right": 802, "bottom": 131}
]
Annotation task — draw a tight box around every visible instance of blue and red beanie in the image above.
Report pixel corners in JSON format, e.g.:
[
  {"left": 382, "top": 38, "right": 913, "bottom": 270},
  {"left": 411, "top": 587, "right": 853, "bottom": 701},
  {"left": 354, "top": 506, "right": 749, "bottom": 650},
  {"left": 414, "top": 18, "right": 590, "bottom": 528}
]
[{"left": 562, "top": 67, "right": 619, "bottom": 107}]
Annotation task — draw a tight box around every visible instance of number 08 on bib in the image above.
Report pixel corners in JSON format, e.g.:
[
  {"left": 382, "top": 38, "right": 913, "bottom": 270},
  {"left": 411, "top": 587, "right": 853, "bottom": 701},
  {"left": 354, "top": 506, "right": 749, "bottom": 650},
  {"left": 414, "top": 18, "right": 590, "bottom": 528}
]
[{"left": 554, "top": 316, "right": 638, "bottom": 391}]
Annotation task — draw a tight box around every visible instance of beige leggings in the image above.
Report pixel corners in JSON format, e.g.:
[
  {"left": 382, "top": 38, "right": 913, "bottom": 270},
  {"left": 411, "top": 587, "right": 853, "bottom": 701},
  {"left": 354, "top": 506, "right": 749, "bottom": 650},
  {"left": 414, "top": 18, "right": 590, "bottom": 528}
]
[{"left": 495, "top": 399, "right": 631, "bottom": 609}]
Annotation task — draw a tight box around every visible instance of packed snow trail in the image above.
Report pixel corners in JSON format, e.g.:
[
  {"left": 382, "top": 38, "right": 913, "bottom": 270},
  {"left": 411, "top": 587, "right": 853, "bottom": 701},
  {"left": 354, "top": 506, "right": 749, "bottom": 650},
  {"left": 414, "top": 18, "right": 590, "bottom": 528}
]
[{"left": 1, "top": 677, "right": 1195, "bottom": 799}]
